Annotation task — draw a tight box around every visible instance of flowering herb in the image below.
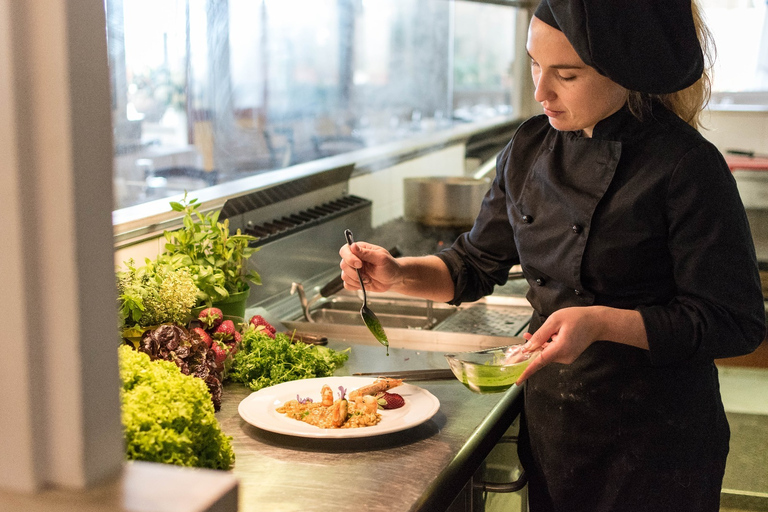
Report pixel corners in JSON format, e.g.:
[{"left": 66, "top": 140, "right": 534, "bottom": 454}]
[
  {"left": 296, "top": 394, "right": 313, "bottom": 404},
  {"left": 117, "top": 257, "right": 200, "bottom": 332},
  {"left": 338, "top": 386, "right": 347, "bottom": 401}
]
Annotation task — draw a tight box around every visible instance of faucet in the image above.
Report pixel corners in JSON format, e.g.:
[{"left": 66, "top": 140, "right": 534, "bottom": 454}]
[{"left": 291, "top": 282, "right": 314, "bottom": 322}]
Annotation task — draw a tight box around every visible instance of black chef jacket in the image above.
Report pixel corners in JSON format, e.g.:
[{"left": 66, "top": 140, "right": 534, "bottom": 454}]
[{"left": 436, "top": 103, "right": 766, "bottom": 512}]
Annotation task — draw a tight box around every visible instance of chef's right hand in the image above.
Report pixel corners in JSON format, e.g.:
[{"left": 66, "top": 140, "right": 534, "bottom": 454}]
[{"left": 339, "top": 241, "right": 401, "bottom": 293}]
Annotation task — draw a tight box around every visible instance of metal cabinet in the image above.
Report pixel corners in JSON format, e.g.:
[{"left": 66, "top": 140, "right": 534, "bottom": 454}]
[{"left": 448, "top": 417, "right": 528, "bottom": 512}]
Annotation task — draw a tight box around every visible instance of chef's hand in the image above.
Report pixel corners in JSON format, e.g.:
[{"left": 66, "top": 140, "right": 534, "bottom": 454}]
[
  {"left": 339, "top": 241, "right": 402, "bottom": 293},
  {"left": 515, "top": 305, "right": 648, "bottom": 385},
  {"left": 515, "top": 306, "right": 602, "bottom": 385}
]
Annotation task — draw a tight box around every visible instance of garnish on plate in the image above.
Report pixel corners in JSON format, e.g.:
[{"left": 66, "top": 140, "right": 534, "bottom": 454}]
[{"left": 376, "top": 391, "right": 405, "bottom": 410}]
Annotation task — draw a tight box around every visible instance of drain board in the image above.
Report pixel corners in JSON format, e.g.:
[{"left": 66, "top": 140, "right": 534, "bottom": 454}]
[{"left": 433, "top": 304, "right": 532, "bottom": 337}]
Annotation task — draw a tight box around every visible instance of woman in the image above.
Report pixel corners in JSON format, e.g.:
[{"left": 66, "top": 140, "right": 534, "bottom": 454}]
[{"left": 339, "top": 1, "right": 765, "bottom": 511}]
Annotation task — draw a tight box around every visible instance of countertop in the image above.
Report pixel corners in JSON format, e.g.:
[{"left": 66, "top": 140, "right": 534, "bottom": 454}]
[{"left": 215, "top": 340, "right": 525, "bottom": 512}]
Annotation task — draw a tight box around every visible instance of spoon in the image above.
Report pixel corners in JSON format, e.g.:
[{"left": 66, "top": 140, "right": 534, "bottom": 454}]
[{"left": 344, "top": 229, "right": 389, "bottom": 355}]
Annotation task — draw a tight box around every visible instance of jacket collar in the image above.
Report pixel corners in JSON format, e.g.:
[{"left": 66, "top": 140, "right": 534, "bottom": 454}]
[{"left": 589, "top": 100, "right": 675, "bottom": 143}]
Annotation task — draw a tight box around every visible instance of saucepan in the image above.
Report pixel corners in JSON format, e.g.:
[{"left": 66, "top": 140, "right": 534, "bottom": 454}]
[
  {"left": 403, "top": 153, "right": 497, "bottom": 228},
  {"left": 403, "top": 176, "right": 491, "bottom": 228}
]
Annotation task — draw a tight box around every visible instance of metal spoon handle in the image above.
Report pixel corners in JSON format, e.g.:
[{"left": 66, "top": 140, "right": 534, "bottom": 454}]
[{"left": 344, "top": 229, "right": 368, "bottom": 303}]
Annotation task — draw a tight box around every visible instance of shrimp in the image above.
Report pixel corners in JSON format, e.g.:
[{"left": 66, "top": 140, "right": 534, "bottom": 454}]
[
  {"left": 321, "top": 384, "right": 334, "bottom": 406},
  {"left": 331, "top": 399, "right": 348, "bottom": 428},
  {"left": 362, "top": 395, "right": 378, "bottom": 414},
  {"left": 349, "top": 378, "right": 403, "bottom": 400}
]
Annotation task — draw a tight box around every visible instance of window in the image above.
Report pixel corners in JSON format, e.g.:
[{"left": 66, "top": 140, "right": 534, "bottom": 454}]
[
  {"left": 701, "top": 0, "right": 768, "bottom": 103},
  {"left": 106, "top": 0, "right": 521, "bottom": 211}
]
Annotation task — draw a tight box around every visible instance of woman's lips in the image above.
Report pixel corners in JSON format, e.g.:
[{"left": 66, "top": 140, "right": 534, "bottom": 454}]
[{"left": 543, "top": 106, "right": 563, "bottom": 117}]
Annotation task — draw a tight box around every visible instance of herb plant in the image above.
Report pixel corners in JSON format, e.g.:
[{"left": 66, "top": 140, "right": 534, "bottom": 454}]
[
  {"left": 118, "top": 345, "right": 235, "bottom": 470},
  {"left": 117, "top": 257, "right": 200, "bottom": 337},
  {"left": 161, "top": 193, "right": 261, "bottom": 306}
]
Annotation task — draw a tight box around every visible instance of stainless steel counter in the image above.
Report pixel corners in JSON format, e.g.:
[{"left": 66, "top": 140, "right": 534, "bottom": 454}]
[{"left": 215, "top": 339, "right": 525, "bottom": 512}]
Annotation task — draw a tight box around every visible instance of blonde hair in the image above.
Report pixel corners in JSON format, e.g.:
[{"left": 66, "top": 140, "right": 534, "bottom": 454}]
[{"left": 627, "top": 1, "right": 715, "bottom": 130}]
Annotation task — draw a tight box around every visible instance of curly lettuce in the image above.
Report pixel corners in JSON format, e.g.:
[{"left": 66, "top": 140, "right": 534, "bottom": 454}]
[{"left": 118, "top": 345, "right": 234, "bottom": 470}]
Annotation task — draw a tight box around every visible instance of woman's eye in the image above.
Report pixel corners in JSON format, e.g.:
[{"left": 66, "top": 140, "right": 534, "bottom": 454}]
[{"left": 558, "top": 74, "right": 576, "bottom": 82}]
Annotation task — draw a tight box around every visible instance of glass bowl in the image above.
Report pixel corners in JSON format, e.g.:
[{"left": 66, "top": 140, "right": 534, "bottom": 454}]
[{"left": 444, "top": 344, "right": 540, "bottom": 394}]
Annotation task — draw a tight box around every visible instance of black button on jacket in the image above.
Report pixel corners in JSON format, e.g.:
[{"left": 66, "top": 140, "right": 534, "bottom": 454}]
[{"left": 436, "top": 103, "right": 765, "bottom": 512}]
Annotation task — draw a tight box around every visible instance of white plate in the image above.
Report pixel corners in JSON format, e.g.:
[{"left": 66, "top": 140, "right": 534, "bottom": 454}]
[{"left": 238, "top": 376, "right": 440, "bottom": 439}]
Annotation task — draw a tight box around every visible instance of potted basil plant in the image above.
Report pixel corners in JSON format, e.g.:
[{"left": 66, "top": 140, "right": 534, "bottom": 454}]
[{"left": 159, "top": 193, "right": 261, "bottom": 319}]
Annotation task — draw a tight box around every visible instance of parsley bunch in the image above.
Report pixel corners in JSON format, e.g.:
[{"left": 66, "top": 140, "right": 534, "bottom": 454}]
[{"left": 228, "top": 328, "right": 350, "bottom": 391}]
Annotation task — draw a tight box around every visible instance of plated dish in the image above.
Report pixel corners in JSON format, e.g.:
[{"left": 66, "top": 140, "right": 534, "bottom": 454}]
[{"left": 238, "top": 376, "right": 440, "bottom": 439}]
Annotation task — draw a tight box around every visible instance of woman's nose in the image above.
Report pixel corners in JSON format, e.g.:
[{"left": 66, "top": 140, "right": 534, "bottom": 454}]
[{"left": 533, "top": 73, "right": 554, "bottom": 103}]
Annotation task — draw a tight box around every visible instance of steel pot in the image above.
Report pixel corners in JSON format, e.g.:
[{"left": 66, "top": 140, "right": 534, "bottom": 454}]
[{"left": 403, "top": 176, "right": 491, "bottom": 228}]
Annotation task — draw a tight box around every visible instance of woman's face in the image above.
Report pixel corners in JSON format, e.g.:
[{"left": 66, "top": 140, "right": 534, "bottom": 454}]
[{"left": 527, "top": 16, "right": 628, "bottom": 137}]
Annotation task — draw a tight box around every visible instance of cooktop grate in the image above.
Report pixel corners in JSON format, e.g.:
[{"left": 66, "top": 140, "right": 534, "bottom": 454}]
[{"left": 243, "top": 194, "right": 371, "bottom": 247}]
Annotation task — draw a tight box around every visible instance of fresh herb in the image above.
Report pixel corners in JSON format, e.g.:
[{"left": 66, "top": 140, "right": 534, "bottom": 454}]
[
  {"left": 161, "top": 193, "right": 261, "bottom": 306},
  {"left": 228, "top": 327, "right": 350, "bottom": 391},
  {"left": 118, "top": 345, "right": 235, "bottom": 470},
  {"left": 117, "top": 257, "right": 200, "bottom": 335}
]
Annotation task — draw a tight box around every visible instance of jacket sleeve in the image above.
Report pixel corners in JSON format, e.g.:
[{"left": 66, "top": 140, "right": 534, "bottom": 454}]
[
  {"left": 638, "top": 142, "right": 766, "bottom": 364},
  {"left": 435, "top": 138, "right": 522, "bottom": 305}
]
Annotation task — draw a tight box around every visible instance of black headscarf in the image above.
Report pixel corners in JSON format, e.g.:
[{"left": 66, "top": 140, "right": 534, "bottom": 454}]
[{"left": 534, "top": 0, "right": 704, "bottom": 94}]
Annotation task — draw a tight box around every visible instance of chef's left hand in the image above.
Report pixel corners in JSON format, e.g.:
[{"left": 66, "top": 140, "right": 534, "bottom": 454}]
[{"left": 515, "top": 306, "right": 603, "bottom": 384}]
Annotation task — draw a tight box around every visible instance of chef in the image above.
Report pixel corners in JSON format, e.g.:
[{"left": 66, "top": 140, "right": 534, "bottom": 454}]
[{"left": 339, "top": 0, "right": 766, "bottom": 510}]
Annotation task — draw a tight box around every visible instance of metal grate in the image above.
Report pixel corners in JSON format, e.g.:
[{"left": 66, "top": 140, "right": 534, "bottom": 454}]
[
  {"left": 434, "top": 304, "right": 532, "bottom": 337},
  {"left": 243, "top": 195, "right": 371, "bottom": 247},
  {"left": 219, "top": 164, "right": 355, "bottom": 219}
]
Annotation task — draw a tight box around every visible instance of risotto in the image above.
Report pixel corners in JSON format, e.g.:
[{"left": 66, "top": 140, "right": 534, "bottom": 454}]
[{"left": 276, "top": 379, "right": 402, "bottom": 429}]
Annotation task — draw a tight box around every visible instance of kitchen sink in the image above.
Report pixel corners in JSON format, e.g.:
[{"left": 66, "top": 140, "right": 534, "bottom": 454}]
[
  {"left": 299, "top": 295, "right": 457, "bottom": 330},
  {"left": 278, "top": 288, "right": 535, "bottom": 353}
]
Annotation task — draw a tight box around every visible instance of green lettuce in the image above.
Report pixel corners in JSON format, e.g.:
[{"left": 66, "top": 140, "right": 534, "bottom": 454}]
[{"left": 118, "top": 345, "right": 234, "bottom": 470}]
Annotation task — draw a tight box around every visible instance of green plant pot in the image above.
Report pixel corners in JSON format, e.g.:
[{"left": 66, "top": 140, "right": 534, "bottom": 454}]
[{"left": 193, "top": 288, "right": 251, "bottom": 323}]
